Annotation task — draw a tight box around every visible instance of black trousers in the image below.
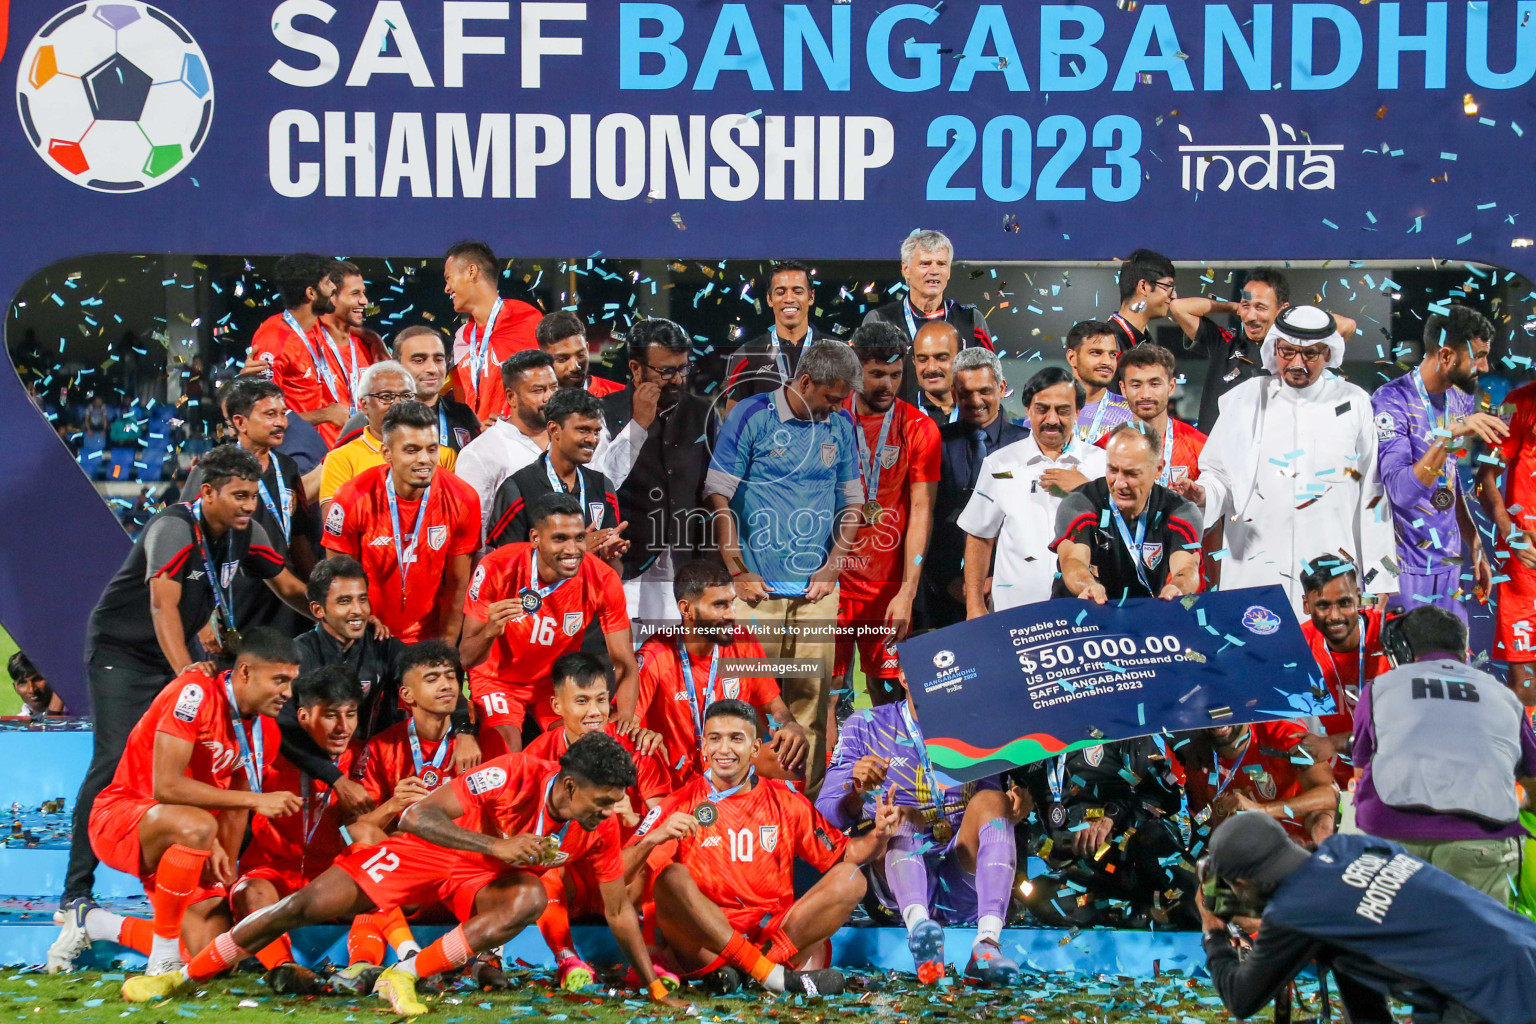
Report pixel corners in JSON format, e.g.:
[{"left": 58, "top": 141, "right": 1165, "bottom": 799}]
[{"left": 63, "top": 654, "right": 173, "bottom": 899}]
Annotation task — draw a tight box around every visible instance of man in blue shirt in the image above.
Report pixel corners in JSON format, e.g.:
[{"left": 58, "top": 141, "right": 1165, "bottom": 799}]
[{"left": 705, "top": 342, "right": 865, "bottom": 794}]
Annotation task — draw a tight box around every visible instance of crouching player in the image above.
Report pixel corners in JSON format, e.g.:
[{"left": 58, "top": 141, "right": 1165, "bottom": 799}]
[
  {"left": 231, "top": 665, "right": 372, "bottom": 994},
  {"left": 525, "top": 652, "right": 673, "bottom": 990},
  {"left": 818, "top": 691, "right": 1029, "bottom": 985},
  {"left": 121, "top": 733, "right": 687, "bottom": 1016},
  {"left": 49, "top": 630, "right": 302, "bottom": 977},
  {"left": 632, "top": 699, "right": 900, "bottom": 996},
  {"left": 336, "top": 641, "right": 481, "bottom": 992}
]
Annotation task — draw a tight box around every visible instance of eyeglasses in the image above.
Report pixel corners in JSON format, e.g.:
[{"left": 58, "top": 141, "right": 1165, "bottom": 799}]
[
  {"left": 639, "top": 362, "right": 692, "bottom": 381},
  {"left": 1274, "top": 344, "right": 1329, "bottom": 364},
  {"left": 1153, "top": 280, "right": 1177, "bottom": 296},
  {"left": 365, "top": 391, "right": 416, "bottom": 404}
]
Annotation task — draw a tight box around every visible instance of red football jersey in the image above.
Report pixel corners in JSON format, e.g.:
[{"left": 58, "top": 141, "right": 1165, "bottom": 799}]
[
  {"left": 272, "top": 322, "right": 369, "bottom": 448},
  {"left": 1495, "top": 382, "right": 1536, "bottom": 566},
  {"left": 451, "top": 298, "right": 542, "bottom": 423},
  {"left": 246, "top": 312, "right": 297, "bottom": 370},
  {"left": 243, "top": 748, "right": 357, "bottom": 880},
  {"left": 1094, "top": 416, "right": 1207, "bottom": 482},
  {"left": 524, "top": 722, "right": 672, "bottom": 833},
  {"left": 360, "top": 717, "right": 461, "bottom": 804},
  {"left": 1181, "top": 720, "right": 1312, "bottom": 839},
  {"left": 464, "top": 543, "right": 629, "bottom": 725},
  {"left": 839, "top": 400, "right": 942, "bottom": 602},
  {"left": 1302, "top": 607, "right": 1388, "bottom": 786},
  {"left": 634, "top": 775, "right": 846, "bottom": 920},
  {"left": 97, "top": 668, "right": 281, "bottom": 808},
  {"left": 450, "top": 754, "right": 624, "bottom": 882},
  {"left": 635, "top": 634, "right": 779, "bottom": 785},
  {"left": 322, "top": 464, "right": 481, "bottom": 641}
]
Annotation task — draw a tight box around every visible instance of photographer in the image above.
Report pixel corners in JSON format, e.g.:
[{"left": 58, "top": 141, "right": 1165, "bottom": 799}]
[{"left": 1200, "top": 813, "right": 1536, "bottom": 1024}]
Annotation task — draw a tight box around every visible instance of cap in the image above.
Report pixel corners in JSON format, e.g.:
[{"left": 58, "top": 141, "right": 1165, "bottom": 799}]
[{"left": 1207, "top": 812, "right": 1311, "bottom": 887}]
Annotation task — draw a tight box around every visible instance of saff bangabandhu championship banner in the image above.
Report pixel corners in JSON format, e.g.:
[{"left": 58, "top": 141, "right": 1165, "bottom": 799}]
[{"left": 899, "top": 585, "right": 1330, "bottom": 783}]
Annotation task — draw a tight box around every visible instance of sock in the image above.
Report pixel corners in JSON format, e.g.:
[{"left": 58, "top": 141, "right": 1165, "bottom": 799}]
[
  {"left": 84, "top": 908, "right": 133, "bottom": 945},
  {"left": 537, "top": 871, "right": 575, "bottom": 958},
  {"left": 720, "top": 932, "right": 783, "bottom": 992},
  {"left": 764, "top": 929, "right": 799, "bottom": 966},
  {"left": 377, "top": 906, "right": 419, "bottom": 959},
  {"left": 884, "top": 831, "right": 932, "bottom": 932},
  {"left": 151, "top": 844, "right": 211, "bottom": 942},
  {"left": 255, "top": 934, "right": 295, "bottom": 970},
  {"left": 117, "top": 916, "right": 154, "bottom": 955},
  {"left": 974, "top": 818, "right": 1017, "bottom": 946},
  {"left": 400, "top": 925, "right": 471, "bottom": 980},
  {"left": 346, "top": 915, "right": 386, "bottom": 967},
  {"left": 184, "top": 931, "right": 248, "bottom": 983}
]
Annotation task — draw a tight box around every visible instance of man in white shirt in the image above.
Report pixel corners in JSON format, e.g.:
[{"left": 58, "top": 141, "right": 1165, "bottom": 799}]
[
  {"left": 1175, "top": 306, "right": 1397, "bottom": 615},
  {"left": 959, "top": 368, "right": 1108, "bottom": 614}
]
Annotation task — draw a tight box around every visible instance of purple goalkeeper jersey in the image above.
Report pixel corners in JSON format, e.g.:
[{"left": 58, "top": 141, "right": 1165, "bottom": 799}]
[
  {"left": 1371, "top": 371, "right": 1475, "bottom": 574},
  {"left": 818, "top": 703, "right": 998, "bottom": 834}
]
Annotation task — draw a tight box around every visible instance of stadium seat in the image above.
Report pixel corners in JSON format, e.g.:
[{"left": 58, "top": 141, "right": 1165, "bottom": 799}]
[
  {"left": 107, "top": 448, "right": 135, "bottom": 481},
  {"left": 76, "top": 433, "right": 106, "bottom": 480}
]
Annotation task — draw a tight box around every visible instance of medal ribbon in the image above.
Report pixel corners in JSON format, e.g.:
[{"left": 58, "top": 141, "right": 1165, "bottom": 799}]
[
  {"left": 704, "top": 767, "right": 756, "bottom": 803},
  {"left": 438, "top": 404, "right": 451, "bottom": 447},
  {"left": 527, "top": 551, "right": 571, "bottom": 604},
  {"left": 220, "top": 672, "right": 264, "bottom": 794},
  {"left": 257, "top": 468, "right": 291, "bottom": 543},
  {"left": 856, "top": 406, "right": 897, "bottom": 512},
  {"left": 1413, "top": 369, "right": 1455, "bottom": 495},
  {"left": 408, "top": 718, "right": 452, "bottom": 779},
  {"left": 767, "top": 325, "right": 793, "bottom": 382},
  {"left": 465, "top": 298, "right": 503, "bottom": 404},
  {"left": 902, "top": 297, "right": 954, "bottom": 340},
  {"left": 300, "top": 771, "right": 334, "bottom": 845},
  {"left": 676, "top": 642, "right": 721, "bottom": 751},
  {"left": 1046, "top": 754, "right": 1068, "bottom": 806},
  {"left": 385, "top": 472, "right": 431, "bottom": 598},
  {"left": 1209, "top": 735, "right": 1252, "bottom": 804},
  {"left": 284, "top": 312, "right": 346, "bottom": 407},
  {"left": 1078, "top": 397, "right": 1111, "bottom": 444},
  {"left": 1157, "top": 422, "right": 1176, "bottom": 486},
  {"left": 541, "top": 453, "right": 587, "bottom": 517},
  {"left": 191, "top": 501, "right": 237, "bottom": 635},
  {"left": 533, "top": 772, "right": 573, "bottom": 846},
  {"left": 1109, "top": 502, "right": 1154, "bottom": 592}
]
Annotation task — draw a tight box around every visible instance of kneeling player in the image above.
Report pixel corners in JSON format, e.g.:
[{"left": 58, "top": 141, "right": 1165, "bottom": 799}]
[
  {"left": 231, "top": 665, "right": 367, "bottom": 994},
  {"left": 818, "top": 692, "right": 1029, "bottom": 985},
  {"left": 122, "top": 734, "right": 686, "bottom": 1015},
  {"left": 1175, "top": 721, "right": 1339, "bottom": 846},
  {"left": 50, "top": 630, "right": 302, "bottom": 977},
  {"left": 633, "top": 699, "right": 899, "bottom": 995},
  {"left": 524, "top": 652, "right": 672, "bottom": 990}
]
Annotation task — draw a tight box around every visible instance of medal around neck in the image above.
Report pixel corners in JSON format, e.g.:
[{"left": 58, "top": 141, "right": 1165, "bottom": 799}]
[
  {"left": 694, "top": 803, "right": 719, "bottom": 826},
  {"left": 520, "top": 588, "right": 542, "bottom": 614}
]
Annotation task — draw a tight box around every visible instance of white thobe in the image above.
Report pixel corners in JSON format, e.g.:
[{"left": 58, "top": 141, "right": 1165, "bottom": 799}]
[{"left": 1197, "top": 373, "right": 1398, "bottom": 616}]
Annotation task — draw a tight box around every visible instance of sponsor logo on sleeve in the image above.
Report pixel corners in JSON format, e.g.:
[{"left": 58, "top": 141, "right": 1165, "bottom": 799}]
[
  {"left": 469, "top": 564, "right": 486, "bottom": 602},
  {"left": 1374, "top": 411, "right": 1395, "bottom": 443},
  {"left": 325, "top": 503, "right": 345, "bottom": 536},
  {"left": 634, "top": 805, "right": 663, "bottom": 837}
]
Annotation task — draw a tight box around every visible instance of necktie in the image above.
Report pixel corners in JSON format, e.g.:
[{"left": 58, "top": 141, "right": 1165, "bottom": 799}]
[{"left": 970, "top": 428, "right": 989, "bottom": 486}]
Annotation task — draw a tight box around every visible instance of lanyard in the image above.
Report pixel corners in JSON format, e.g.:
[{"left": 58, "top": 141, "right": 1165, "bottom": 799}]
[
  {"left": 767, "top": 326, "right": 795, "bottom": 381},
  {"left": 1157, "top": 421, "right": 1177, "bottom": 486},
  {"left": 528, "top": 551, "right": 570, "bottom": 603},
  {"left": 1109, "top": 502, "right": 1153, "bottom": 592},
  {"left": 408, "top": 718, "right": 451, "bottom": 780},
  {"left": 191, "top": 502, "right": 236, "bottom": 632},
  {"left": 704, "top": 767, "right": 756, "bottom": 803},
  {"left": 299, "top": 772, "right": 333, "bottom": 845},
  {"left": 1413, "top": 369, "right": 1454, "bottom": 492},
  {"left": 220, "top": 672, "right": 264, "bottom": 794},
  {"left": 677, "top": 642, "right": 721, "bottom": 750},
  {"left": 533, "top": 773, "right": 572, "bottom": 846},
  {"left": 256, "top": 465, "right": 291, "bottom": 543},
  {"left": 465, "top": 298, "right": 503, "bottom": 403},
  {"left": 438, "top": 403, "right": 451, "bottom": 447},
  {"left": 1078, "top": 397, "right": 1110, "bottom": 444},
  {"left": 385, "top": 473, "right": 431, "bottom": 600},
  {"left": 1046, "top": 754, "right": 1068, "bottom": 805},
  {"left": 902, "top": 297, "right": 953, "bottom": 340},
  {"left": 285, "top": 312, "right": 353, "bottom": 410},
  {"left": 541, "top": 453, "right": 587, "bottom": 516},
  {"left": 856, "top": 406, "right": 897, "bottom": 507},
  {"left": 898, "top": 702, "right": 932, "bottom": 777},
  {"left": 1327, "top": 615, "right": 1369, "bottom": 707},
  {"left": 1110, "top": 312, "right": 1141, "bottom": 349},
  {"left": 1210, "top": 736, "right": 1252, "bottom": 803}
]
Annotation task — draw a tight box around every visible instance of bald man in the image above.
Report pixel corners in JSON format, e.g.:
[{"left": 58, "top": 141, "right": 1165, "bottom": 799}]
[{"left": 913, "top": 321, "right": 962, "bottom": 428}]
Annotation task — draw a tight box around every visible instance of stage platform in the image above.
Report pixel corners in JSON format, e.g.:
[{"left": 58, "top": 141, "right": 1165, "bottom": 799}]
[{"left": 0, "top": 725, "right": 1205, "bottom": 977}]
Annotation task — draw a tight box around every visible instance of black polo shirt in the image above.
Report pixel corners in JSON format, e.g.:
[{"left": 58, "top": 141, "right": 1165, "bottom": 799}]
[
  {"left": 486, "top": 453, "right": 622, "bottom": 548},
  {"left": 86, "top": 503, "right": 285, "bottom": 669},
  {"left": 1049, "top": 479, "right": 1202, "bottom": 600},
  {"left": 713, "top": 323, "right": 841, "bottom": 407},
  {"left": 1191, "top": 316, "right": 1259, "bottom": 433}
]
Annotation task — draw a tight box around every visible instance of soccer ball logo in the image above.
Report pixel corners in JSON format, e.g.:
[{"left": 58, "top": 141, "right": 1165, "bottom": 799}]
[{"left": 16, "top": 2, "right": 213, "bottom": 192}]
